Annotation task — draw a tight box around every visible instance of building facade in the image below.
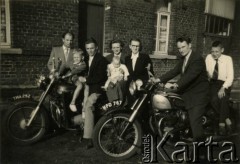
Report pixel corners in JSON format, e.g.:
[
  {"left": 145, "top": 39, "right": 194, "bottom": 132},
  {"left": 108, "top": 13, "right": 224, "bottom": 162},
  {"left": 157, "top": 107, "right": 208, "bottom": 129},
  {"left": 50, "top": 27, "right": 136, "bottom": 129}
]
[{"left": 1, "top": 0, "right": 240, "bottom": 90}]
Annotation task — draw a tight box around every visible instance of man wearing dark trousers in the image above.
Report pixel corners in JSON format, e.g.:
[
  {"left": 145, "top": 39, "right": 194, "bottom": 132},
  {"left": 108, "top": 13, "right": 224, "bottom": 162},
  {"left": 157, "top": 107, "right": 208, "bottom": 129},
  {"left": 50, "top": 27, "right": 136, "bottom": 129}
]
[
  {"left": 205, "top": 41, "right": 234, "bottom": 135},
  {"left": 80, "top": 38, "right": 108, "bottom": 149},
  {"left": 152, "top": 37, "right": 209, "bottom": 142}
]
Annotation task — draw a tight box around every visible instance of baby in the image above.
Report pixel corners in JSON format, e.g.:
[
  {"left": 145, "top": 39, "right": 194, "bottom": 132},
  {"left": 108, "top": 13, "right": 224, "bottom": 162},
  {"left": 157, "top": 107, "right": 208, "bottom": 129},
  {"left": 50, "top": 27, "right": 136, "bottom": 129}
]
[
  {"left": 103, "top": 56, "right": 129, "bottom": 102},
  {"left": 68, "top": 49, "right": 88, "bottom": 118}
]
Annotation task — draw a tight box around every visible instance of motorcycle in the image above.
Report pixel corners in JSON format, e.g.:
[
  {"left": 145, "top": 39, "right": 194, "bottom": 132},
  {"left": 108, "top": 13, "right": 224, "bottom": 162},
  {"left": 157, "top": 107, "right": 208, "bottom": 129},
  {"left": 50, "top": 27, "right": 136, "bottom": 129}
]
[
  {"left": 93, "top": 80, "right": 239, "bottom": 161},
  {"left": 2, "top": 58, "right": 121, "bottom": 145}
]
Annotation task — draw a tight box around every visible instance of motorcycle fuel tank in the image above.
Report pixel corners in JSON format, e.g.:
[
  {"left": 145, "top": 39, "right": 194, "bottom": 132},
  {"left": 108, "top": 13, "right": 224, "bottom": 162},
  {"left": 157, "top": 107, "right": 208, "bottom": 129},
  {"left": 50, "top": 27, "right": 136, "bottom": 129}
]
[{"left": 152, "top": 92, "right": 172, "bottom": 110}]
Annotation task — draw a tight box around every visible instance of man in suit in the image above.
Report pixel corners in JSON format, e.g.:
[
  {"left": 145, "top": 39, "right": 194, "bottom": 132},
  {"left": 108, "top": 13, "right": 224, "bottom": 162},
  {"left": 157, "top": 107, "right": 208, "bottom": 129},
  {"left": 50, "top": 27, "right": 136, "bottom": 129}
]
[
  {"left": 125, "top": 38, "right": 154, "bottom": 84},
  {"left": 152, "top": 37, "right": 209, "bottom": 142},
  {"left": 105, "top": 39, "right": 126, "bottom": 64},
  {"left": 80, "top": 38, "right": 108, "bottom": 149},
  {"left": 47, "top": 32, "right": 74, "bottom": 74}
]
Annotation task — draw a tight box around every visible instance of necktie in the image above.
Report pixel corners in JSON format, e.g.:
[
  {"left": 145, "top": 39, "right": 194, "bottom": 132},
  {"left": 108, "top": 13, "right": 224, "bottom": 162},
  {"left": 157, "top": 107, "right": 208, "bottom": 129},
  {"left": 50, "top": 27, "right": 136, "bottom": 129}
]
[
  {"left": 65, "top": 48, "right": 69, "bottom": 61},
  {"left": 212, "top": 59, "right": 218, "bottom": 80},
  {"left": 182, "top": 57, "right": 187, "bottom": 73}
]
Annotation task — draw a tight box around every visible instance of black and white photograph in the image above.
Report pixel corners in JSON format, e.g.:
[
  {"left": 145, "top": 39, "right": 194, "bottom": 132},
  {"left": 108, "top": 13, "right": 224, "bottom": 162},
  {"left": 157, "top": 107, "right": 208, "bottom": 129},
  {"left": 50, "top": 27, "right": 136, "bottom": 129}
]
[{"left": 1, "top": 0, "right": 240, "bottom": 163}]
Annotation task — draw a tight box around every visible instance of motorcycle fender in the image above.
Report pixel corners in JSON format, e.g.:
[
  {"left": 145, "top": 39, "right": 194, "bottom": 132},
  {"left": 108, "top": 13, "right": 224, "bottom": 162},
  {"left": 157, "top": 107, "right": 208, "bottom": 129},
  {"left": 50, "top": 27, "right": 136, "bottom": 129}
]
[
  {"left": 10, "top": 93, "right": 34, "bottom": 104},
  {"left": 103, "top": 107, "right": 132, "bottom": 116}
]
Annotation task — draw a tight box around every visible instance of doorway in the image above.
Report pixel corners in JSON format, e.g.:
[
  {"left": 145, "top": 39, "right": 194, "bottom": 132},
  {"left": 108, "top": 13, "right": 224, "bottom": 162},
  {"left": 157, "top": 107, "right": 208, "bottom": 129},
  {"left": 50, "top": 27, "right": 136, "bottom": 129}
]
[{"left": 79, "top": 2, "right": 104, "bottom": 53}]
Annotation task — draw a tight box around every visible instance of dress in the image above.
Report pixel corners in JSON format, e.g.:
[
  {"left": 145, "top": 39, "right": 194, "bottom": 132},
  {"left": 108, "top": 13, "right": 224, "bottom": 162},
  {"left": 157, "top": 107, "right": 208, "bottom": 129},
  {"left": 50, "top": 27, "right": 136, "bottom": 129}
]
[{"left": 105, "top": 63, "right": 129, "bottom": 102}]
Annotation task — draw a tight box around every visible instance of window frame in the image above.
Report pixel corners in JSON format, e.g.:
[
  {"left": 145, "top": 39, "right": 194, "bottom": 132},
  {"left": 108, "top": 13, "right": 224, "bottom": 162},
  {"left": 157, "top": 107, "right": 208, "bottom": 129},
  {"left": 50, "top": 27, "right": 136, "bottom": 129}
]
[
  {"left": 0, "top": 0, "right": 11, "bottom": 48},
  {"left": 204, "top": 14, "right": 232, "bottom": 37},
  {"left": 154, "top": 11, "right": 170, "bottom": 55}
]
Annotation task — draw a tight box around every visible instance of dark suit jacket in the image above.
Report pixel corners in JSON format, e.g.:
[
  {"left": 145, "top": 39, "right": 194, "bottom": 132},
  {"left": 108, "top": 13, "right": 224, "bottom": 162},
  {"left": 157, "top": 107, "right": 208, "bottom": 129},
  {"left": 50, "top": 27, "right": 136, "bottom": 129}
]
[
  {"left": 160, "top": 51, "right": 209, "bottom": 109},
  {"left": 86, "top": 53, "right": 108, "bottom": 95},
  {"left": 125, "top": 53, "right": 154, "bottom": 83},
  {"left": 47, "top": 46, "right": 73, "bottom": 72},
  {"left": 105, "top": 53, "right": 126, "bottom": 64}
]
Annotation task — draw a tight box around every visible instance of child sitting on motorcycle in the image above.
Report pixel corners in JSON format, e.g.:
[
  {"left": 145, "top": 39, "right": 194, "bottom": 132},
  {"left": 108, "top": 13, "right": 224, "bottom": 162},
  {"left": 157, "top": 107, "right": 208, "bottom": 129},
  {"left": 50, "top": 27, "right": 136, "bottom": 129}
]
[
  {"left": 103, "top": 56, "right": 129, "bottom": 102},
  {"left": 65, "top": 49, "right": 88, "bottom": 118}
]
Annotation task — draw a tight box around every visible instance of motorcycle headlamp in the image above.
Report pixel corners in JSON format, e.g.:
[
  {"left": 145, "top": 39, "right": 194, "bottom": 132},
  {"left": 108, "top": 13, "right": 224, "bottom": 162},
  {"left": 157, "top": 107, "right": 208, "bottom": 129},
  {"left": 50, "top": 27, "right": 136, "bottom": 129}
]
[{"left": 129, "top": 79, "right": 143, "bottom": 95}]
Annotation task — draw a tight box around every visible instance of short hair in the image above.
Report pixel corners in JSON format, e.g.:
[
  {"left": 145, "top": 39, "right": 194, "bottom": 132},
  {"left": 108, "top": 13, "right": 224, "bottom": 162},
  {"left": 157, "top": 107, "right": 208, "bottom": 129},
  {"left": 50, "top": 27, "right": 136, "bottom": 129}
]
[
  {"left": 109, "top": 39, "right": 125, "bottom": 49},
  {"left": 62, "top": 31, "right": 74, "bottom": 40},
  {"left": 129, "top": 38, "right": 142, "bottom": 51},
  {"left": 85, "top": 37, "right": 98, "bottom": 47},
  {"left": 176, "top": 37, "right": 191, "bottom": 44},
  {"left": 73, "top": 48, "right": 84, "bottom": 56},
  {"left": 212, "top": 41, "right": 224, "bottom": 48}
]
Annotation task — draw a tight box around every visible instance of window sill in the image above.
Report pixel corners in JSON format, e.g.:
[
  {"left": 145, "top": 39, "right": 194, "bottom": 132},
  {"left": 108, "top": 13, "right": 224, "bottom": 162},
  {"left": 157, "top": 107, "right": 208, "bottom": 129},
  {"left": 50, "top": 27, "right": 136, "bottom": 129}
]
[
  {"left": 0, "top": 48, "right": 23, "bottom": 54},
  {"left": 150, "top": 54, "right": 177, "bottom": 60},
  {"left": 203, "top": 33, "right": 230, "bottom": 38}
]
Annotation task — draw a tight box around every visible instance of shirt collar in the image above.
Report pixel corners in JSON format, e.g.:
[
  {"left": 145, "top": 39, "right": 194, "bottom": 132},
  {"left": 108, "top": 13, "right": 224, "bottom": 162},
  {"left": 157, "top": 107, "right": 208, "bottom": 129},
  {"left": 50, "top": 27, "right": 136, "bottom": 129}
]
[
  {"left": 185, "top": 50, "right": 192, "bottom": 60},
  {"left": 211, "top": 54, "right": 223, "bottom": 62},
  {"left": 131, "top": 53, "right": 139, "bottom": 59},
  {"left": 63, "top": 45, "right": 70, "bottom": 51}
]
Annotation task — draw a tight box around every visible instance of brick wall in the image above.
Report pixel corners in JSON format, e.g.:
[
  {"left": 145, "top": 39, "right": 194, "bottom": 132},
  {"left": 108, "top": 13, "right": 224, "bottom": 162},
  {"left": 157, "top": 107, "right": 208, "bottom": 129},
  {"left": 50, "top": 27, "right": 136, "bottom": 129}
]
[
  {"left": 230, "top": 0, "right": 240, "bottom": 83},
  {"left": 104, "top": 0, "right": 156, "bottom": 55},
  {"left": 1, "top": 55, "right": 48, "bottom": 86},
  {"left": 1, "top": 0, "right": 79, "bottom": 87}
]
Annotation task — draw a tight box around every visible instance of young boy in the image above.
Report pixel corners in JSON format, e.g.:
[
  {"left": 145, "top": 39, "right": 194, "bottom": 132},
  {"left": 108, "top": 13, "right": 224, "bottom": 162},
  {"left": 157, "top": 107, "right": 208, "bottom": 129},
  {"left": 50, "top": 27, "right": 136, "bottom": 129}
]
[
  {"left": 68, "top": 49, "right": 89, "bottom": 118},
  {"left": 205, "top": 41, "right": 234, "bottom": 135},
  {"left": 103, "top": 56, "right": 129, "bottom": 102}
]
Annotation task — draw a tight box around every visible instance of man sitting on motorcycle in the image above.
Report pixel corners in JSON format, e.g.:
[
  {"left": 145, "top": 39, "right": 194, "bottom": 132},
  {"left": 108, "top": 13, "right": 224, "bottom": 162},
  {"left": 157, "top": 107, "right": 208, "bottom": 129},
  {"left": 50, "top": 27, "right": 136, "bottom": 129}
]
[
  {"left": 205, "top": 41, "right": 234, "bottom": 135},
  {"left": 80, "top": 38, "right": 108, "bottom": 149},
  {"left": 151, "top": 36, "right": 209, "bottom": 143}
]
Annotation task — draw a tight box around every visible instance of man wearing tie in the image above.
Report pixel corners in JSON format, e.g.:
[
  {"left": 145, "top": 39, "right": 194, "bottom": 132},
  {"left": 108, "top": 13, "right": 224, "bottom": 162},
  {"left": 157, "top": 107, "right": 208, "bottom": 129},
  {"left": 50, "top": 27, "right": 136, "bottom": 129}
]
[
  {"left": 47, "top": 32, "right": 74, "bottom": 74},
  {"left": 205, "top": 41, "right": 234, "bottom": 135},
  {"left": 152, "top": 37, "right": 209, "bottom": 142}
]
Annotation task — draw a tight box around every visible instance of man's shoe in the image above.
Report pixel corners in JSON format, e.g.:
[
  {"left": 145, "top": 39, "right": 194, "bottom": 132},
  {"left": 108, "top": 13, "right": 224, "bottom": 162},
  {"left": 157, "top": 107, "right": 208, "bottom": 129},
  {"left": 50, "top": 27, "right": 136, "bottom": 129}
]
[
  {"left": 219, "top": 126, "right": 226, "bottom": 136},
  {"left": 86, "top": 140, "right": 93, "bottom": 149},
  {"left": 226, "top": 124, "right": 233, "bottom": 134},
  {"left": 80, "top": 138, "right": 93, "bottom": 149}
]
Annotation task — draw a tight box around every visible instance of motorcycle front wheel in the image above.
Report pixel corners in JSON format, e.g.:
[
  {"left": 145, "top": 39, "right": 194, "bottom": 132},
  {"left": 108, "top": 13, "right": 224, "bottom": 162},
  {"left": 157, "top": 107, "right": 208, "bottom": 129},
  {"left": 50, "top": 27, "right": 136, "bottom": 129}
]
[
  {"left": 93, "top": 113, "right": 142, "bottom": 161},
  {"left": 2, "top": 100, "right": 49, "bottom": 145}
]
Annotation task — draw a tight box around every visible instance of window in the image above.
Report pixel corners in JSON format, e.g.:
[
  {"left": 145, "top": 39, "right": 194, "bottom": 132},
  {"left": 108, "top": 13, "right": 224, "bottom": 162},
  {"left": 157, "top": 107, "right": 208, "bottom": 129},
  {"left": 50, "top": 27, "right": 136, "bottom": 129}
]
[
  {"left": 0, "top": 0, "right": 11, "bottom": 48},
  {"left": 205, "top": 15, "right": 232, "bottom": 36},
  {"left": 155, "top": 12, "right": 170, "bottom": 54},
  {"left": 204, "top": 0, "right": 235, "bottom": 37}
]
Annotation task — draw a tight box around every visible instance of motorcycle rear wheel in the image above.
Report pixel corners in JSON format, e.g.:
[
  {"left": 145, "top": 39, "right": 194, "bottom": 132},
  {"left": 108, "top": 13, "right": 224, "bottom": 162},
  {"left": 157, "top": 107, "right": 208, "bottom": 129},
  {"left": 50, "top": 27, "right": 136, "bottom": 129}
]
[
  {"left": 2, "top": 100, "right": 49, "bottom": 145},
  {"left": 93, "top": 113, "right": 142, "bottom": 161}
]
